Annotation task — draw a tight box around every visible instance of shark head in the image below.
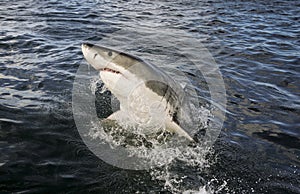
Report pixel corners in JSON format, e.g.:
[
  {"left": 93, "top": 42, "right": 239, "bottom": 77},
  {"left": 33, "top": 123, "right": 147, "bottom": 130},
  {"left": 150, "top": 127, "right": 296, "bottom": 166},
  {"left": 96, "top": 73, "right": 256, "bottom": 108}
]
[{"left": 82, "top": 43, "right": 146, "bottom": 101}]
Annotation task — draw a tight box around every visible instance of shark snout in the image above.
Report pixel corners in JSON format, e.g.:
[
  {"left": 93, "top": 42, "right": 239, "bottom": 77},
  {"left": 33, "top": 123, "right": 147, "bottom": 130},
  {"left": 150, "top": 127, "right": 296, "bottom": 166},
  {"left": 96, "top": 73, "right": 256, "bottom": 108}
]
[
  {"left": 81, "top": 43, "right": 94, "bottom": 59},
  {"left": 81, "top": 43, "right": 104, "bottom": 70},
  {"left": 82, "top": 43, "right": 94, "bottom": 49},
  {"left": 81, "top": 43, "right": 92, "bottom": 58}
]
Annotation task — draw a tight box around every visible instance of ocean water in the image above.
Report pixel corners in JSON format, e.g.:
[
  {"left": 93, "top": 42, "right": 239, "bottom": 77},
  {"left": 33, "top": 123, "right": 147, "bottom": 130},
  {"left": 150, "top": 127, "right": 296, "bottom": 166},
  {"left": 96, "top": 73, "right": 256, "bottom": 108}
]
[{"left": 0, "top": 0, "right": 299, "bottom": 193}]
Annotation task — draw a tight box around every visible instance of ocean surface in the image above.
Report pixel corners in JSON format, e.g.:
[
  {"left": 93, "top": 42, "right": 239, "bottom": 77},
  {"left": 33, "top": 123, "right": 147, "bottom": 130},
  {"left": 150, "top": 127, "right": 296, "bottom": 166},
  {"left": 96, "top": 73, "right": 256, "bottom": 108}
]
[{"left": 0, "top": 0, "right": 299, "bottom": 193}]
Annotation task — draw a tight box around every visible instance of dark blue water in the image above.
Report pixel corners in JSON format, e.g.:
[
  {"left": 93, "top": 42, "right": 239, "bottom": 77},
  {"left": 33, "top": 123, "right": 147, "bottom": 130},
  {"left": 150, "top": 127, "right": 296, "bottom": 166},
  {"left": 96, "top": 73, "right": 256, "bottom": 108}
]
[{"left": 1, "top": 0, "right": 299, "bottom": 193}]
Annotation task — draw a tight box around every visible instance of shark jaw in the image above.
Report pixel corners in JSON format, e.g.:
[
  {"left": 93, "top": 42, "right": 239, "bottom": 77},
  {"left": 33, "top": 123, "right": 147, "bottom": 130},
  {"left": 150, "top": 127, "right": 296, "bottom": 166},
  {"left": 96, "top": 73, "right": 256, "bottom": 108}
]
[
  {"left": 81, "top": 43, "right": 194, "bottom": 141},
  {"left": 100, "top": 67, "right": 121, "bottom": 74}
]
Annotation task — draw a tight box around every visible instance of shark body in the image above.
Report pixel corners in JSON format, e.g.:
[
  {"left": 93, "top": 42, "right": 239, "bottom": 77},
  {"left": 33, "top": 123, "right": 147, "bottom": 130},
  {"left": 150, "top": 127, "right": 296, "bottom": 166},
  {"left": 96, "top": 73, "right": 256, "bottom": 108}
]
[{"left": 82, "top": 43, "right": 193, "bottom": 141}]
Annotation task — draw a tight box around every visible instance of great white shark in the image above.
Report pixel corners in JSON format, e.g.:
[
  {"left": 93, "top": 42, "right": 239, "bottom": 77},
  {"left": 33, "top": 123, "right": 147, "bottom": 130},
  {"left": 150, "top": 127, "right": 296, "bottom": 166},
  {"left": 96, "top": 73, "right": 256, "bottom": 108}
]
[{"left": 81, "top": 43, "right": 194, "bottom": 141}]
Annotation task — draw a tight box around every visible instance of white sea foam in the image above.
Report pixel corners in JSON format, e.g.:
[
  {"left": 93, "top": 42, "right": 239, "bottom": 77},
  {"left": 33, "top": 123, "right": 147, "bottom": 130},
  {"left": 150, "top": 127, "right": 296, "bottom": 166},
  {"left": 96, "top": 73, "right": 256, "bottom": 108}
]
[{"left": 86, "top": 85, "right": 229, "bottom": 193}]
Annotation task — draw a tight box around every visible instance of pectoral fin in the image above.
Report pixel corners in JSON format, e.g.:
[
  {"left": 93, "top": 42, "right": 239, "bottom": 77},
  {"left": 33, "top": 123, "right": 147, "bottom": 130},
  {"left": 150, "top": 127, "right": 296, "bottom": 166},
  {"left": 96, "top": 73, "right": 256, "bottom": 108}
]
[
  {"left": 166, "top": 119, "right": 194, "bottom": 141},
  {"left": 102, "top": 111, "right": 124, "bottom": 131},
  {"left": 107, "top": 110, "right": 122, "bottom": 120}
]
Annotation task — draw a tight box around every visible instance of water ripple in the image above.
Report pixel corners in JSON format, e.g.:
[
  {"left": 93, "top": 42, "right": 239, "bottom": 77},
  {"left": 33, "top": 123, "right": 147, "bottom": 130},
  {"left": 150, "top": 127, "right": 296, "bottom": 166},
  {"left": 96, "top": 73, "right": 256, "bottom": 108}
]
[{"left": 0, "top": 0, "right": 299, "bottom": 193}]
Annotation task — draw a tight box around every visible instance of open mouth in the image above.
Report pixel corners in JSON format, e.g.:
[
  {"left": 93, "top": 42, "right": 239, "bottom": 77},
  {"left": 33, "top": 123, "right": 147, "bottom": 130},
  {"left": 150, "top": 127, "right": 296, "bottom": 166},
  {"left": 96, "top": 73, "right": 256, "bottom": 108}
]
[{"left": 100, "top": 67, "right": 121, "bottom": 74}]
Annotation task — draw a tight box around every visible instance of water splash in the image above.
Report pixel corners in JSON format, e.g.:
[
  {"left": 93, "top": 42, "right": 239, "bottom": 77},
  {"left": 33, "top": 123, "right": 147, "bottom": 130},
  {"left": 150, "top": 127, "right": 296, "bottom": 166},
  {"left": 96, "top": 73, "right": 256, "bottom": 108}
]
[{"left": 86, "top": 82, "right": 229, "bottom": 193}]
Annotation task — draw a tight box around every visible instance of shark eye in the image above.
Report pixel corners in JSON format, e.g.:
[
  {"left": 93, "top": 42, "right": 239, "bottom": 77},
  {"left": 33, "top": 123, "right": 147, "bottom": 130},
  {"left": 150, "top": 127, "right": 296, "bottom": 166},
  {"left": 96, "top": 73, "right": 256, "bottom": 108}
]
[{"left": 108, "top": 51, "right": 112, "bottom": 57}]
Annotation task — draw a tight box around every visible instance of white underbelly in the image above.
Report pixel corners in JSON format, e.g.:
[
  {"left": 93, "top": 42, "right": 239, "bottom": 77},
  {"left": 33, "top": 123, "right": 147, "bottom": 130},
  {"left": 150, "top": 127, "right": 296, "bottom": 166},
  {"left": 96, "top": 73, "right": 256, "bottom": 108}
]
[{"left": 122, "top": 83, "right": 172, "bottom": 134}]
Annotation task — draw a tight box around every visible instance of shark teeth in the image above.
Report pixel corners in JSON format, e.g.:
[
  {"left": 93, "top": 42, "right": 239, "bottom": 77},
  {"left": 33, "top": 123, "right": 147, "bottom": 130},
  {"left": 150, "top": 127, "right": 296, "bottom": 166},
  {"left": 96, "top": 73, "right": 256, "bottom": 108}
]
[{"left": 101, "top": 67, "right": 121, "bottom": 74}]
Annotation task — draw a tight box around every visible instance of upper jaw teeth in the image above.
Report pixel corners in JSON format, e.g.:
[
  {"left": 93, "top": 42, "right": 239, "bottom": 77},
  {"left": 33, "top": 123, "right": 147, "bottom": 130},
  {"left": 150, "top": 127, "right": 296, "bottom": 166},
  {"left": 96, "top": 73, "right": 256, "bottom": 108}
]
[{"left": 101, "top": 67, "right": 121, "bottom": 74}]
